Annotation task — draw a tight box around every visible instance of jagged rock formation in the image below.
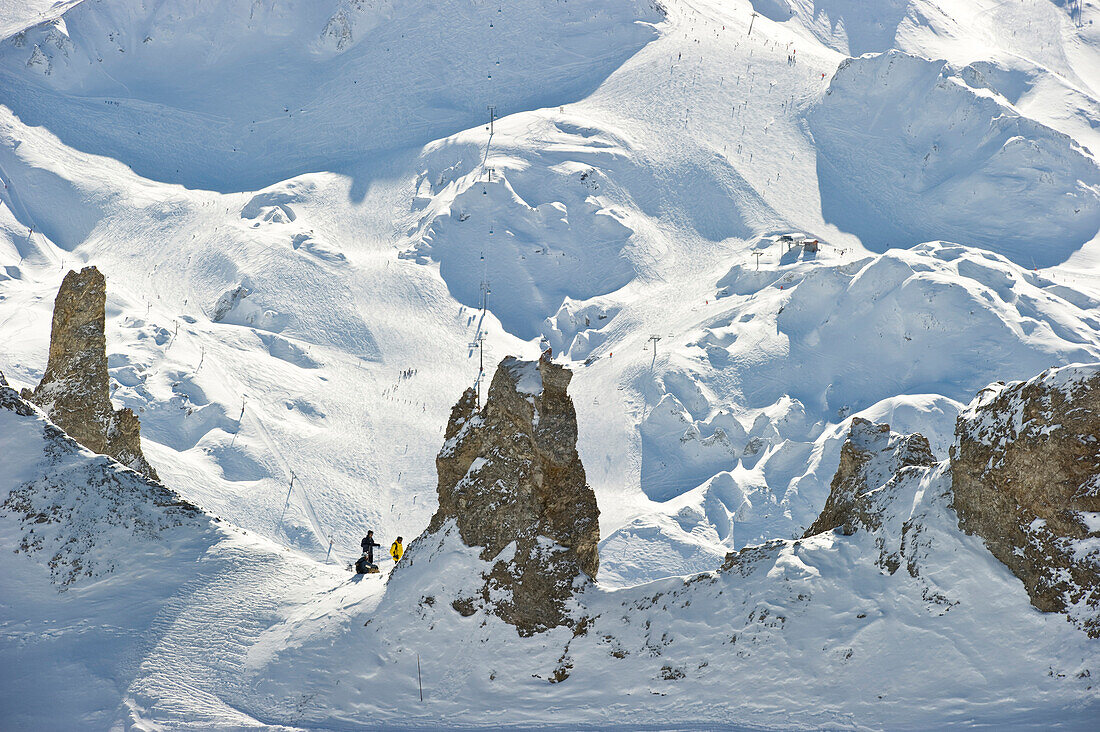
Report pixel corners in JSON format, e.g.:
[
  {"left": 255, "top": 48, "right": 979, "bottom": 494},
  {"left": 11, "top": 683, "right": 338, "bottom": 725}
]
[
  {"left": 21, "top": 267, "right": 158, "bottom": 479},
  {"left": 1, "top": 370, "right": 34, "bottom": 416},
  {"left": 951, "top": 364, "right": 1100, "bottom": 636},
  {"left": 804, "top": 418, "right": 936, "bottom": 538},
  {"left": 424, "top": 355, "right": 599, "bottom": 636},
  {"left": 722, "top": 417, "right": 951, "bottom": 608},
  {"left": 723, "top": 417, "right": 939, "bottom": 578}
]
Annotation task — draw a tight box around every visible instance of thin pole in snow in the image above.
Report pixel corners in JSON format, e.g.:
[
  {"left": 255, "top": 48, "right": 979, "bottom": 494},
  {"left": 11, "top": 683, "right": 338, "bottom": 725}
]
[
  {"left": 417, "top": 654, "right": 423, "bottom": 702},
  {"left": 748, "top": 11, "right": 758, "bottom": 36},
  {"left": 278, "top": 473, "right": 295, "bottom": 526},
  {"left": 469, "top": 331, "right": 485, "bottom": 408},
  {"left": 229, "top": 396, "right": 247, "bottom": 447}
]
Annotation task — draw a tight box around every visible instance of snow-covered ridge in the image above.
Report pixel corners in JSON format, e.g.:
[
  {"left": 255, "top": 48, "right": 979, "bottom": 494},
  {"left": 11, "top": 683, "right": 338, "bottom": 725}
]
[
  {"left": 600, "top": 239, "right": 1100, "bottom": 585},
  {"left": 0, "top": 370, "right": 213, "bottom": 586},
  {"left": 249, "top": 413, "right": 1098, "bottom": 729},
  {"left": 0, "top": 371, "right": 355, "bottom": 728},
  {"left": 959, "top": 362, "right": 1100, "bottom": 441}
]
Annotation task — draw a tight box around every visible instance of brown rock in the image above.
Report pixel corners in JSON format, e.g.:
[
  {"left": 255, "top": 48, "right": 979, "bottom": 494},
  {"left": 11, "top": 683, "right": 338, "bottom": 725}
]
[
  {"left": 426, "top": 355, "right": 599, "bottom": 635},
  {"left": 950, "top": 365, "right": 1100, "bottom": 636},
  {"left": 804, "top": 417, "right": 935, "bottom": 538},
  {"left": 24, "top": 267, "right": 159, "bottom": 480}
]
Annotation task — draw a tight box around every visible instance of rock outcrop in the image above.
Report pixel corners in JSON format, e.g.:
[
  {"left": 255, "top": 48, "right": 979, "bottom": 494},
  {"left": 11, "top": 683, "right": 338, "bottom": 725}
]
[
  {"left": 22, "top": 267, "right": 158, "bottom": 480},
  {"left": 2, "top": 371, "right": 202, "bottom": 587},
  {"left": 425, "top": 355, "right": 599, "bottom": 636},
  {"left": 951, "top": 364, "right": 1100, "bottom": 636},
  {"left": 804, "top": 418, "right": 936, "bottom": 538}
]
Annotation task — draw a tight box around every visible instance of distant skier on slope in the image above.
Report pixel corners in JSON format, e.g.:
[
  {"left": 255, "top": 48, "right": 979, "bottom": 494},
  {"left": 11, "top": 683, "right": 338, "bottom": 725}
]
[{"left": 390, "top": 536, "right": 404, "bottom": 562}]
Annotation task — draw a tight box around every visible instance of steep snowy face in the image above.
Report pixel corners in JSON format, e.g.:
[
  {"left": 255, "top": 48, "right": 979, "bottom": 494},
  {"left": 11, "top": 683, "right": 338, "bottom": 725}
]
[
  {"left": 1, "top": 368, "right": 207, "bottom": 586},
  {"left": 749, "top": 0, "right": 914, "bottom": 56},
  {"left": 22, "top": 266, "right": 158, "bottom": 479},
  {"left": 0, "top": 0, "right": 661, "bottom": 190},
  {"left": 713, "top": 242, "right": 1100, "bottom": 420},
  {"left": 951, "top": 363, "right": 1100, "bottom": 636},
  {"left": 407, "top": 355, "right": 598, "bottom": 635},
  {"left": 0, "top": 372, "right": 350, "bottom": 729},
  {"left": 811, "top": 51, "right": 1100, "bottom": 266}
]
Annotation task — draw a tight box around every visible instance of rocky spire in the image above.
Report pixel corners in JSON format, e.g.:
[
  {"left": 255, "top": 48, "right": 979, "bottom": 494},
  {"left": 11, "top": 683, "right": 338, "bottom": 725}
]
[
  {"left": 23, "top": 267, "right": 158, "bottom": 480},
  {"left": 951, "top": 364, "right": 1100, "bottom": 636},
  {"left": 426, "top": 355, "right": 599, "bottom": 635},
  {"left": 804, "top": 418, "right": 935, "bottom": 538}
]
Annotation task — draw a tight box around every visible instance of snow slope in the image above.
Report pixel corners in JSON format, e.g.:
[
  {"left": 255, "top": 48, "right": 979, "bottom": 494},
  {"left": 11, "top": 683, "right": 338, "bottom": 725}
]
[
  {"left": 0, "top": 0, "right": 659, "bottom": 191},
  {"left": 0, "top": 377, "right": 360, "bottom": 729},
  {"left": 254, "top": 421, "right": 1098, "bottom": 730},
  {"left": 1, "top": 0, "right": 1099, "bottom": 726},
  {"left": 0, "top": 0, "right": 66, "bottom": 39},
  {"left": 813, "top": 51, "right": 1100, "bottom": 264}
]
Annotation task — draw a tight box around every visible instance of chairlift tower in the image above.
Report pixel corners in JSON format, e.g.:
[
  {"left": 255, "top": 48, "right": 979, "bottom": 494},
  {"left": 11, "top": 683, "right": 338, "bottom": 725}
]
[
  {"left": 487, "top": 105, "right": 496, "bottom": 134},
  {"left": 480, "top": 277, "right": 491, "bottom": 313},
  {"left": 479, "top": 252, "right": 491, "bottom": 313},
  {"left": 647, "top": 334, "right": 662, "bottom": 359},
  {"left": 469, "top": 331, "right": 486, "bottom": 408}
]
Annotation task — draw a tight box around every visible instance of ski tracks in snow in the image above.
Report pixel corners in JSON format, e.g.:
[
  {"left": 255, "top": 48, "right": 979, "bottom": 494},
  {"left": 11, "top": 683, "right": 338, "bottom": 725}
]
[{"left": 123, "top": 542, "right": 338, "bottom": 728}]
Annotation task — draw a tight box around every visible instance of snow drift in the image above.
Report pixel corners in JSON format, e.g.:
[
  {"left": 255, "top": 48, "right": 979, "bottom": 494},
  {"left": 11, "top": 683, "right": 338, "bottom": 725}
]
[
  {"left": 812, "top": 51, "right": 1100, "bottom": 266},
  {"left": 0, "top": 0, "right": 660, "bottom": 191}
]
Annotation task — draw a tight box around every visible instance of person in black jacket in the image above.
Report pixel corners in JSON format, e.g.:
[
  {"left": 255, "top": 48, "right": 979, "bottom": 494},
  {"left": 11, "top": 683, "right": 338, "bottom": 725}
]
[{"left": 361, "top": 530, "right": 381, "bottom": 566}]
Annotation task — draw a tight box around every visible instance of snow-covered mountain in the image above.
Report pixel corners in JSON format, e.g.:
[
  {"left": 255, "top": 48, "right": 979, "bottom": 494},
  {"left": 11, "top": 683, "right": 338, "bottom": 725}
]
[{"left": 1, "top": 0, "right": 1098, "bottom": 728}]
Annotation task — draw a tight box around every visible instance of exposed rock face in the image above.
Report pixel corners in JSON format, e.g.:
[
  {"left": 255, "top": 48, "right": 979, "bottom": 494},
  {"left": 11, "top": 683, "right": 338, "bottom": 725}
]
[
  {"left": 1, "top": 370, "right": 35, "bottom": 417},
  {"left": 763, "top": 417, "right": 943, "bottom": 579},
  {"left": 804, "top": 418, "right": 936, "bottom": 538},
  {"left": 721, "top": 417, "right": 951, "bottom": 612},
  {"left": 427, "top": 355, "right": 599, "bottom": 635},
  {"left": 951, "top": 364, "right": 1100, "bottom": 636},
  {"left": 22, "top": 267, "right": 158, "bottom": 480}
]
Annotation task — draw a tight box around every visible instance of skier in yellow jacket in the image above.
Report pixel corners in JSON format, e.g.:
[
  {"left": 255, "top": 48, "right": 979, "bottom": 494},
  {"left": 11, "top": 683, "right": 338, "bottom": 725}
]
[{"left": 390, "top": 536, "right": 404, "bottom": 562}]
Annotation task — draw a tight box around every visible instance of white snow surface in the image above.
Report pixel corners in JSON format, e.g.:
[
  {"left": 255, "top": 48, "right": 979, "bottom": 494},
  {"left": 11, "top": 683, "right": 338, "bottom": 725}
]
[{"left": 1, "top": 0, "right": 1099, "bottom": 727}]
